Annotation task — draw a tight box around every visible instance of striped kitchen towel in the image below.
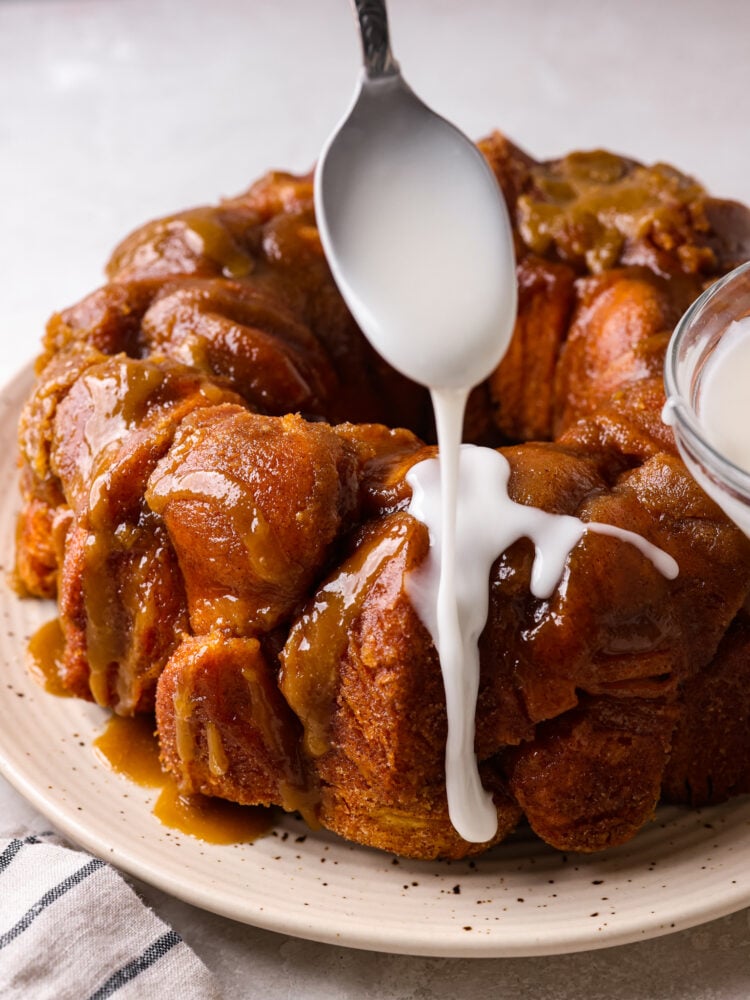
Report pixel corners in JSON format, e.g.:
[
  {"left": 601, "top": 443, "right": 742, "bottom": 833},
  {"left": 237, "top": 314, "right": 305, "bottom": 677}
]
[{"left": 0, "top": 832, "right": 220, "bottom": 1000}]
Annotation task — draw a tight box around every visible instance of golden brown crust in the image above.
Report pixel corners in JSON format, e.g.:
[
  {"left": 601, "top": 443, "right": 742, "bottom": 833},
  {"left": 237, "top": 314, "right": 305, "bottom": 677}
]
[
  {"left": 146, "top": 406, "right": 361, "bottom": 635},
  {"left": 662, "top": 613, "right": 750, "bottom": 807},
  {"left": 156, "top": 633, "right": 310, "bottom": 812},
  {"left": 506, "top": 696, "right": 678, "bottom": 852},
  {"left": 14, "top": 487, "right": 67, "bottom": 599}
]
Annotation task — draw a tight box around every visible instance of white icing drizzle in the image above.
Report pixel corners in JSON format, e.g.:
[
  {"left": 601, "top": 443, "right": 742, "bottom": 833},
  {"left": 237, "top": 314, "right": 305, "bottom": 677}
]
[{"left": 406, "top": 430, "right": 679, "bottom": 844}]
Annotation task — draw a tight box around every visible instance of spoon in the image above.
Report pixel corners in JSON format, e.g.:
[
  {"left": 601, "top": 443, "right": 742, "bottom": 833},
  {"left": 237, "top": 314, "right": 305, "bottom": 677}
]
[
  {"left": 314, "top": 0, "right": 517, "bottom": 844},
  {"left": 314, "top": 0, "right": 517, "bottom": 391}
]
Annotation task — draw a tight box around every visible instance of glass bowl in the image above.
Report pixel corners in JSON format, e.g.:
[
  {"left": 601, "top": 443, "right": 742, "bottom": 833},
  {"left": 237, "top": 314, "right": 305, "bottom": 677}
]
[{"left": 664, "top": 260, "right": 750, "bottom": 537}]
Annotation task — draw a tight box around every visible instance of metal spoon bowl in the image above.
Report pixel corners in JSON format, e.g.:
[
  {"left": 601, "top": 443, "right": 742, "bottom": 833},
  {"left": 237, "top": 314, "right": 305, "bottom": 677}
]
[{"left": 314, "top": 0, "right": 517, "bottom": 392}]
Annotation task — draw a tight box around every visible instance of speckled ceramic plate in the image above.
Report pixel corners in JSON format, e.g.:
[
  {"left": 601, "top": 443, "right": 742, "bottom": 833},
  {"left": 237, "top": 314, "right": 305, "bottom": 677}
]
[{"left": 1, "top": 364, "right": 750, "bottom": 957}]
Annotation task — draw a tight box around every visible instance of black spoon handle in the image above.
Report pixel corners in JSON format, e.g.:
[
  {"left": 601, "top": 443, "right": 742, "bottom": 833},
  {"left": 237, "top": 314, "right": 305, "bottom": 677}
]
[{"left": 352, "top": 0, "right": 400, "bottom": 79}]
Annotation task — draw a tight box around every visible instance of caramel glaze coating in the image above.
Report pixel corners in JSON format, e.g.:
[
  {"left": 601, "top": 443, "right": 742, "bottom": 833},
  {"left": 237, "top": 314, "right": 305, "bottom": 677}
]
[
  {"left": 15, "top": 132, "right": 750, "bottom": 858},
  {"left": 156, "top": 634, "right": 312, "bottom": 816},
  {"left": 146, "top": 406, "right": 363, "bottom": 636}
]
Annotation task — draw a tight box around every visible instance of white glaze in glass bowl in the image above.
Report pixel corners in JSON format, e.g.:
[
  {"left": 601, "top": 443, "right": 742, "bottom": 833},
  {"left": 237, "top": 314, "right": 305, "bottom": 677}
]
[{"left": 664, "top": 260, "right": 750, "bottom": 537}]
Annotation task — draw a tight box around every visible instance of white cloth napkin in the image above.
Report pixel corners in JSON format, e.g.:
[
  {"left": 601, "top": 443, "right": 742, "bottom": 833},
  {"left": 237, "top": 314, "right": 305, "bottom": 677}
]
[{"left": 0, "top": 831, "right": 221, "bottom": 1000}]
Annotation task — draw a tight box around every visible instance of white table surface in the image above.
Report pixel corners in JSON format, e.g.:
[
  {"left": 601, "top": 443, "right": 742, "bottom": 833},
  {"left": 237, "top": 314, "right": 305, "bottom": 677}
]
[{"left": 3, "top": 1, "right": 750, "bottom": 995}]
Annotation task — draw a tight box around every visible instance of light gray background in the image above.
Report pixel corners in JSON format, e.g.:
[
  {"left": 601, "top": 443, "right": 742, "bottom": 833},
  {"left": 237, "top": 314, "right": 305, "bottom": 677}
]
[{"left": 2, "top": 1, "right": 750, "bottom": 996}]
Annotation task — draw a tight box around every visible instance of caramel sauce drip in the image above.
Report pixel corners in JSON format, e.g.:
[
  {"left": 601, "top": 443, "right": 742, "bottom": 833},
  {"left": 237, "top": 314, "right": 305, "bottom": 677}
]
[
  {"left": 107, "top": 206, "right": 257, "bottom": 281},
  {"left": 83, "top": 517, "right": 176, "bottom": 712},
  {"left": 280, "top": 514, "right": 411, "bottom": 758},
  {"left": 84, "top": 532, "right": 124, "bottom": 707},
  {"left": 278, "top": 780, "right": 321, "bottom": 829},
  {"left": 94, "top": 715, "right": 273, "bottom": 844},
  {"left": 80, "top": 360, "right": 169, "bottom": 707},
  {"left": 239, "top": 664, "right": 290, "bottom": 766},
  {"left": 146, "top": 466, "right": 291, "bottom": 585},
  {"left": 178, "top": 209, "right": 256, "bottom": 279},
  {"left": 172, "top": 685, "right": 196, "bottom": 765},
  {"left": 27, "top": 618, "right": 72, "bottom": 698},
  {"left": 93, "top": 714, "right": 163, "bottom": 786},
  {"left": 205, "top": 721, "right": 229, "bottom": 777},
  {"left": 151, "top": 781, "right": 273, "bottom": 844},
  {"left": 80, "top": 361, "right": 166, "bottom": 514},
  {"left": 238, "top": 663, "right": 316, "bottom": 820}
]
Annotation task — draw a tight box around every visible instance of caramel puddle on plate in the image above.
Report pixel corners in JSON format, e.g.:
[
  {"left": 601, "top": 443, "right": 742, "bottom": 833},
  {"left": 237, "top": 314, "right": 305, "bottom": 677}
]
[
  {"left": 27, "top": 618, "right": 74, "bottom": 697},
  {"left": 93, "top": 715, "right": 275, "bottom": 844},
  {"left": 27, "top": 619, "right": 274, "bottom": 845}
]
